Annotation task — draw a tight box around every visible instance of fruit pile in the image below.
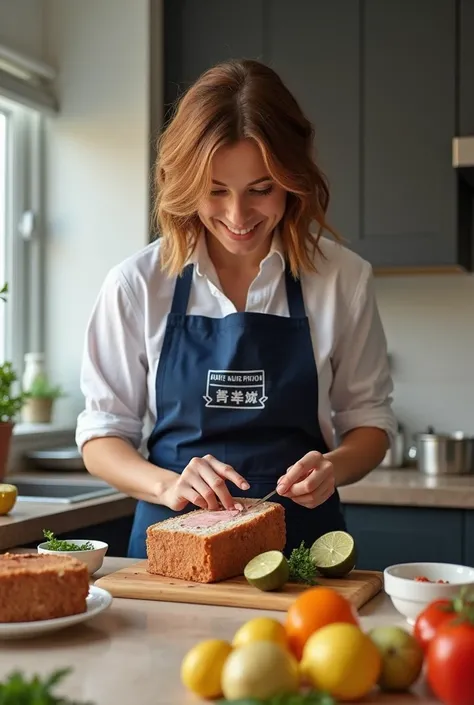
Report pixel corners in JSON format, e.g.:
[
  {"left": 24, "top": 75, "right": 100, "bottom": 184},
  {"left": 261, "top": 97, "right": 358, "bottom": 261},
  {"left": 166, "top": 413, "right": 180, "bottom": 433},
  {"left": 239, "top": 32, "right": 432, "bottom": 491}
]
[{"left": 181, "top": 582, "right": 474, "bottom": 704}]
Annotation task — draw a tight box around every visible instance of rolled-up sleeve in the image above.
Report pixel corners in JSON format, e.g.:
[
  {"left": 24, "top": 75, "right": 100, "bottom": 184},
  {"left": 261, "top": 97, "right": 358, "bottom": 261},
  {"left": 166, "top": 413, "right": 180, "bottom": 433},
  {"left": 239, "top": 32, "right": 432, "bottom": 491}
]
[
  {"left": 330, "top": 262, "right": 397, "bottom": 445},
  {"left": 75, "top": 267, "right": 148, "bottom": 452}
]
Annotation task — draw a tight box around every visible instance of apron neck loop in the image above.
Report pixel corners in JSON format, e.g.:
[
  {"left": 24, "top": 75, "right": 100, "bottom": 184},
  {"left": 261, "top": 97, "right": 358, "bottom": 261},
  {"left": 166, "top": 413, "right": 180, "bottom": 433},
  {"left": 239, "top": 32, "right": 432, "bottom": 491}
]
[{"left": 170, "top": 262, "right": 306, "bottom": 318}]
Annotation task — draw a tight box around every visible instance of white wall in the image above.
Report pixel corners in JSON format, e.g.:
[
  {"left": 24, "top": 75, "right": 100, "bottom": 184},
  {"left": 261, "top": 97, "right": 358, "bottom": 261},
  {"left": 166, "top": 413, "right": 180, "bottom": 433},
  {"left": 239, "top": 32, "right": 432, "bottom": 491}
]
[
  {"left": 0, "top": 0, "right": 46, "bottom": 63},
  {"left": 42, "top": 0, "right": 152, "bottom": 426},
  {"left": 375, "top": 274, "right": 474, "bottom": 442}
]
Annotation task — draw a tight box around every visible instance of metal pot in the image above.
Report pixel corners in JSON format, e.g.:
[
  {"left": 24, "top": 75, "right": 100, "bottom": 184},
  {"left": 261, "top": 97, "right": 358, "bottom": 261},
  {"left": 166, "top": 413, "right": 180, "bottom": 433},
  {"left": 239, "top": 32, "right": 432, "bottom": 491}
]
[
  {"left": 379, "top": 423, "right": 405, "bottom": 468},
  {"left": 408, "top": 427, "right": 474, "bottom": 475}
]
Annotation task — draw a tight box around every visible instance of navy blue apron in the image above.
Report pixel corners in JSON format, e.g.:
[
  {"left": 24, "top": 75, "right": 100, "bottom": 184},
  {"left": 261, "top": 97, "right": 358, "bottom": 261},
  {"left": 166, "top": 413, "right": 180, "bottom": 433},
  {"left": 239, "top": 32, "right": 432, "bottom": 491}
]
[{"left": 128, "top": 260, "right": 346, "bottom": 558}]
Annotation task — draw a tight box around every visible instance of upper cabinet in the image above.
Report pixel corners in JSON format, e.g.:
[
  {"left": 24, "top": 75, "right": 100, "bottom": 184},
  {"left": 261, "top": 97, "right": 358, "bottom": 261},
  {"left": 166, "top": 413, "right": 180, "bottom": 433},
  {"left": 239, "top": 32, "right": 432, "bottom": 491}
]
[{"left": 161, "top": 0, "right": 474, "bottom": 272}]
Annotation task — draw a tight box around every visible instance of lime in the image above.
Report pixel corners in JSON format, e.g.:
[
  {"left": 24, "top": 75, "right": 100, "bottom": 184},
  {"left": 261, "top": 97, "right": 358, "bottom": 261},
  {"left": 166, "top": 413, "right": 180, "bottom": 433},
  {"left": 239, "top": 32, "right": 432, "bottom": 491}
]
[
  {"left": 309, "top": 531, "right": 356, "bottom": 578},
  {"left": 244, "top": 550, "right": 290, "bottom": 591}
]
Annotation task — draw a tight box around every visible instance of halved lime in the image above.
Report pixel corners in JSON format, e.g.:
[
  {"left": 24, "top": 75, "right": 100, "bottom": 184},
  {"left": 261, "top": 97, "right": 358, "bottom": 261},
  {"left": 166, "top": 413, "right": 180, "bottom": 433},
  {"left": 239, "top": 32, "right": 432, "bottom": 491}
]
[
  {"left": 309, "top": 530, "right": 357, "bottom": 578},
  {"left": 244, "top": 550, "right": 290, "bottom": 591}
]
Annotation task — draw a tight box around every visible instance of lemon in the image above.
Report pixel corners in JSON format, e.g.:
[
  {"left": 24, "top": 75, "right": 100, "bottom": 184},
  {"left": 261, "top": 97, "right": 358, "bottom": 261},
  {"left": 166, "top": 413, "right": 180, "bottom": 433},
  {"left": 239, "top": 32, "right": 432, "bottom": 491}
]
[
  {"left": 301, "top": 622, "right": 381, "bottom": 700},
  {"left": 244, "top": 550, "right": 289, "bottom": 591},
  {"left": 221, "top": 640, "right": 299, "bottom": 701},
  {"left": 232, "top": 617, "right": 289, "bottom": 650},
  {"left": 0, "top": 484, "right": 17, "bottom": 516},
  {"left": 180, "top": 638, "right": 232, "bottom": 699}
]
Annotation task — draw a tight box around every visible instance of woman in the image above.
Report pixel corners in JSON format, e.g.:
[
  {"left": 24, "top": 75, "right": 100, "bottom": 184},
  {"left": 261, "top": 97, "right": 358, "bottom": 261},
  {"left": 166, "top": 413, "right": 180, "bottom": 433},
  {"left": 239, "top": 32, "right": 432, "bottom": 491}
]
[{"left": 76, "top": 59, "right": 396, "bottom": 558}]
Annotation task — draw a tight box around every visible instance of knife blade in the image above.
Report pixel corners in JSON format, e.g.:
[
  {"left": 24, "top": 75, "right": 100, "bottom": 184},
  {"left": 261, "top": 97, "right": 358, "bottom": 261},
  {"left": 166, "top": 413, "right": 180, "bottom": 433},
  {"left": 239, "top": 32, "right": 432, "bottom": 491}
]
[{"left": 252, "top": 488, "right": 278, "bottom": 508}]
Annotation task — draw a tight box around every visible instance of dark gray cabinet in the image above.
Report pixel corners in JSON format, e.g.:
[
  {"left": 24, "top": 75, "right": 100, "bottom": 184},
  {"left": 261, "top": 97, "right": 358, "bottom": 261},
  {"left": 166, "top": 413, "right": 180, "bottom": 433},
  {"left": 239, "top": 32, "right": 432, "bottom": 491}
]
[
  {"left": 344, "top": 504, "right": 471, "bottom": 573},
  {"left": 459, "top": 0, "right": 474, "bottom": 136},
  {"left": 465, "top": 511, "right": 474, "bottom": 567},
  {"left": 358, "top": 0, "right": 459, "bottom": 268},
  {"left": 161, "top": 0, "right": 474, "bottom": 271}
]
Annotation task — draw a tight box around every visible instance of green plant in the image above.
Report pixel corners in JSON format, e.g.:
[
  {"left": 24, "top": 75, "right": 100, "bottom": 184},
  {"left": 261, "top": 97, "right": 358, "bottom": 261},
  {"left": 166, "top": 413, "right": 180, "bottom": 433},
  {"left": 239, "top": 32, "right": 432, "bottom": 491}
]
[
  {"left": 0, "top": 668, "right": 94, "bottom": 704},
  {"left": 27, "top": 373, "right": 64, "bottom": 400},
  {"left": 0, "top": 283, "right": 29, "bottom": 422}
]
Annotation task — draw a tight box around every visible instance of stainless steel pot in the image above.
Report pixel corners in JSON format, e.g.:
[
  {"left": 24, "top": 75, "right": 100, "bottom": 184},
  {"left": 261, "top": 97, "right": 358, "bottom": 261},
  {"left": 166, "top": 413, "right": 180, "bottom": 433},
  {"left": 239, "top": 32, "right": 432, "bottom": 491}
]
[
  {"left": 409, "top": 427, "right": 474, "bottom": 475},
  {"left": 379, "top": 424, "right": 405, "bottom": 468}
]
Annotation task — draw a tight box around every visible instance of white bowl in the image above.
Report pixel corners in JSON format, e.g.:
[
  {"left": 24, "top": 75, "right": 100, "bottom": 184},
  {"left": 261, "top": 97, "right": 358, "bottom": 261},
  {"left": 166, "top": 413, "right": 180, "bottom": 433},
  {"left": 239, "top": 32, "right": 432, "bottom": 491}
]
[
  {"left": 384, "top": 561, "right": 474, "bottom": 625},
  {"left": 37, "top": 539, "right": 108, "bottom": 575}
]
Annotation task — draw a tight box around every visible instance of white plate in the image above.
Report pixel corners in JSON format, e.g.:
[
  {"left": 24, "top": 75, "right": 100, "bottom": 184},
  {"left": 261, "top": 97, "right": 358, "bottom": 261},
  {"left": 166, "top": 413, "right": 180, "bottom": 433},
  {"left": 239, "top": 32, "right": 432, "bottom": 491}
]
[{"left": 0, "top": 585, "right": 112, "bottom": 640}]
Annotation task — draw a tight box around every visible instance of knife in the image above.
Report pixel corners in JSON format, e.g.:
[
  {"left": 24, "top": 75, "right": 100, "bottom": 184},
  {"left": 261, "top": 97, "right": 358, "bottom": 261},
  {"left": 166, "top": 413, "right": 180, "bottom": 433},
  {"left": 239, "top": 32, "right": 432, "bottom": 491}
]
[{"left": 252, "top": 488, "right": 278, "bottom": 508}]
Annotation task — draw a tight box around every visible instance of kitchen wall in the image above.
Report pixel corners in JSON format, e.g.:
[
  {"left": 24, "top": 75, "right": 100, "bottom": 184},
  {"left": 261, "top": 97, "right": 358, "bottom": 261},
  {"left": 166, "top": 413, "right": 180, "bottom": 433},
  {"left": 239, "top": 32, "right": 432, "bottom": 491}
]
[
  {"left": 41, "top": 0, "right": 154, "bottom": 427},
  {"left": 375, "top": 273, "right": 474, "bottom": 441}
]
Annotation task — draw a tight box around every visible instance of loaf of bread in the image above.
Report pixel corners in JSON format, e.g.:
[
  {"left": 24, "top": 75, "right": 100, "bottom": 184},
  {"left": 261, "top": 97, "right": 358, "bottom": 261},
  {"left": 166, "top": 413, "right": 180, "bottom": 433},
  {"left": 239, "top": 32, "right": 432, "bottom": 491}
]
[
  {"left": 0, "top": 552, "right": 90, "bottom": 623},
  {"left": 146, "top": 498, "right": 286, "bottom": 583}
]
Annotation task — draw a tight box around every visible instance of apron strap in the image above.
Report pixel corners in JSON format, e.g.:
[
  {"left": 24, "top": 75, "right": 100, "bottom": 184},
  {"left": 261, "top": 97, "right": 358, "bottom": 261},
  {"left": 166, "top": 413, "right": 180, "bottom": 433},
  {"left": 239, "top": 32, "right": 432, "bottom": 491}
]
[
  {"left": 285, "top": 264, "right": 306, "bottom": 318},
  {"left": 170, "top": 264, "right": 194, "bottom": 315},
  {"left": 171, "top": 263, "right": 306, "bottom": 318}
]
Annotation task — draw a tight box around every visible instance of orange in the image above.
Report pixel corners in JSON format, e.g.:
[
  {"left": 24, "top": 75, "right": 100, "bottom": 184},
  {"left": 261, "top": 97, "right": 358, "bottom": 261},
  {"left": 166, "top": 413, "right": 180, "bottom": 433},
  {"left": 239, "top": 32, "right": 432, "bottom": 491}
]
[{"left": 285, "top": 586, "right": 359, "bottom": 660}]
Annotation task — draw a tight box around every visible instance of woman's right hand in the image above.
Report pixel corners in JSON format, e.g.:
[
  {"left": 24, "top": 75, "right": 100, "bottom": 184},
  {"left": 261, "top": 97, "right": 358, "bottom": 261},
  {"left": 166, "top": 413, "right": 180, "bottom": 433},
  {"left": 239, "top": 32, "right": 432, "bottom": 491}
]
[{"left": 161, "top": 454, "right": 250, "bottom": 512}]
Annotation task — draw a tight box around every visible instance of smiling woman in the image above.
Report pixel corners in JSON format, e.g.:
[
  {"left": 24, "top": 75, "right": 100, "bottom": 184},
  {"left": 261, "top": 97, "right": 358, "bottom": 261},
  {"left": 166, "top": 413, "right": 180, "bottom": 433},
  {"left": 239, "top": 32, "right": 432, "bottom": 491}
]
[{"left": 76, "top": 58, "right": 396, "bottom": 560}]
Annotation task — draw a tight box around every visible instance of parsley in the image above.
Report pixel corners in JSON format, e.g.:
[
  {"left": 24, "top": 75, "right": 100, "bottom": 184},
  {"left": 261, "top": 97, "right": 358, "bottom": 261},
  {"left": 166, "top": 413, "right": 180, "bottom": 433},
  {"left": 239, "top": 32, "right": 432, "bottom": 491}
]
[
  {"left": 42, "top": 529, "right": 94, "bottom": 552},
  {"left": 0, "top": 668, "right": 94, "bottom": 704},
  {"left": 287, "top": 542, "right": 319, "bottom": 586}
]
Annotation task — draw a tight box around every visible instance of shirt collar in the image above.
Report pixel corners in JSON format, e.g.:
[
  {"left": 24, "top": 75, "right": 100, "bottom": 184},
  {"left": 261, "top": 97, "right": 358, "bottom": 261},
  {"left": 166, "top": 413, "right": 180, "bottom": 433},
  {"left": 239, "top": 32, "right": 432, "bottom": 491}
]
[{"left": 187, "top": 229, "right": 286, "bottom": 277}]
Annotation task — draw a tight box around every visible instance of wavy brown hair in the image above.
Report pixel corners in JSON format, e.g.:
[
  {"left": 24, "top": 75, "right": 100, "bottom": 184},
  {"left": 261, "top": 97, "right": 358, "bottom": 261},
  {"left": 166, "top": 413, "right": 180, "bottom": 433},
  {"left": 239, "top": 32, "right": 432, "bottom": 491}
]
[{"left": 153, "top": 58, "right": 341, "bottom": 277}]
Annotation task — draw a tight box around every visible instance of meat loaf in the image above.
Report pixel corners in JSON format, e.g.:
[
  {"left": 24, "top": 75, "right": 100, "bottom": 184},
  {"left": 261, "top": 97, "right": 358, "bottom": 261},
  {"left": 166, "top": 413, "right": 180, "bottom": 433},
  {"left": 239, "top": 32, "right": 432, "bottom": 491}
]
[
  {"left": 146, "top": 498, "right": 286, "bottom": 583},
  {"left": 0, "top": 552, "right": 90, "bottom": 623}
]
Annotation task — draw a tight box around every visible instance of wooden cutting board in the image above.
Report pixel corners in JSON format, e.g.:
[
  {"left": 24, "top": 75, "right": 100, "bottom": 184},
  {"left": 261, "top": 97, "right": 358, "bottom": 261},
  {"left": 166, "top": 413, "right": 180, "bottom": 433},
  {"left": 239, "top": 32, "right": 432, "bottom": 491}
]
[{"left": 95, "top": 561, "right": 383, "bottom": 612}]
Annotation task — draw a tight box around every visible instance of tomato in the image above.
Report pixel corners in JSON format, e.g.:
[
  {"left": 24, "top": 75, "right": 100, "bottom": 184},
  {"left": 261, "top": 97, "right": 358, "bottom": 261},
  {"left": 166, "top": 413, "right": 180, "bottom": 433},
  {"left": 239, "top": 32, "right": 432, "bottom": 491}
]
[
  {"left": 426, "top": 619, "right": 474, "bottom": 705},
  {"left": 413, "top": 599, "right": 456, "bottom": 652},
  {"left": 285, "top": 586, "right": 358, "bottom": 660}
]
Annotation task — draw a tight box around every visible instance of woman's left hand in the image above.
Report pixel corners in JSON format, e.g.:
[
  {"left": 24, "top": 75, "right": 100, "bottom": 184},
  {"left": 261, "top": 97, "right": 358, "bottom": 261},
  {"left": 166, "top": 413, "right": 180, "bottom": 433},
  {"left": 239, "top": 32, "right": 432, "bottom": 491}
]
[{"left": 276, "top": 451, "right": 335, "bottom": 508}]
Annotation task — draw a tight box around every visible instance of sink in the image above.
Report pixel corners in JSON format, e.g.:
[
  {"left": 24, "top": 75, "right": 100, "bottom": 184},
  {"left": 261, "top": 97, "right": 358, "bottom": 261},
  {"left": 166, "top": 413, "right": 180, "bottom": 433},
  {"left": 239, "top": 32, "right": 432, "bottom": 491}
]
[{"left": 8, "top": 477, "right": 120, "bottom": 504}]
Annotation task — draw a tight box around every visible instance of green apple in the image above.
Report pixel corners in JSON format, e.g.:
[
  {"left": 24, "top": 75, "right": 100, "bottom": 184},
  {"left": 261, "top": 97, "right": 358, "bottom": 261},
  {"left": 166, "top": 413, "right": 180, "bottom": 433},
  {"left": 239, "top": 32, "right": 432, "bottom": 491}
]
[{"left": 369, "top": 625, "right": 424, "bottom": 692}]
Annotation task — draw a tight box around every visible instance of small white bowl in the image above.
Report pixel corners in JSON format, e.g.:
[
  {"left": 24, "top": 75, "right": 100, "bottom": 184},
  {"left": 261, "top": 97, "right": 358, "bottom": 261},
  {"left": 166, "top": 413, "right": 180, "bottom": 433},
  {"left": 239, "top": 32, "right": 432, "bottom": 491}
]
[
  {"left": 37, "top": 539, "right": 108, "bottom": 575},
  {"left": 384, "top": 561, "right": 474, "bottom": 625}
]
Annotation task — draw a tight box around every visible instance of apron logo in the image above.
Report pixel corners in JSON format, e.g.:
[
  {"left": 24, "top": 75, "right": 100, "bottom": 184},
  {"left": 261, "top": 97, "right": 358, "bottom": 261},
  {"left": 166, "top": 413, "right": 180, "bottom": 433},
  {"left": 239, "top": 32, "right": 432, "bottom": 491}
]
[{"left": 204, "top": 370, "right": 268, "bottom": 410}]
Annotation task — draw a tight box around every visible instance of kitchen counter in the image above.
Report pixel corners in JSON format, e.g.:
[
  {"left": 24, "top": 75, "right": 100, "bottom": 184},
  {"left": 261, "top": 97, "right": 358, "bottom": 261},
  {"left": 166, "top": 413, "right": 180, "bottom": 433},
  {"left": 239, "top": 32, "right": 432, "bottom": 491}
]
[
  {"left": 1, "top": 468, "right": 474, "bottom": 554},
  {"left": 0, "top": 471, "right": 136, "bottom": 551},
  {"left": 338, "top": 468, "right": 474, "bottom": 509},
  {"left": 0, "top": 556, "right": 439, "bottom": 704}
]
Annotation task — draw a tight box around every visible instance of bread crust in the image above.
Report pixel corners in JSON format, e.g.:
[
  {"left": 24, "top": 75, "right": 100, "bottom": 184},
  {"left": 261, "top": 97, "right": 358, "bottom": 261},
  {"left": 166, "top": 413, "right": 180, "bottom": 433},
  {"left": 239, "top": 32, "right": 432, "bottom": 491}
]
[
  {"left": 0, "top": 553, "right": 90, "bottom": 623},
  {"left": 146, "top": 500, "right": 286, "bottom": 583}
]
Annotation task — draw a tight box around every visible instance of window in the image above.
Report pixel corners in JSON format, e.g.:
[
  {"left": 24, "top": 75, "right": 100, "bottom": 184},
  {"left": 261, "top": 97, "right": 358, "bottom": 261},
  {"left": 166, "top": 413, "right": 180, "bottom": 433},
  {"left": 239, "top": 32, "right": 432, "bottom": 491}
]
[{"left": 0, "top": 96, "right": 43, "bottom": 384}]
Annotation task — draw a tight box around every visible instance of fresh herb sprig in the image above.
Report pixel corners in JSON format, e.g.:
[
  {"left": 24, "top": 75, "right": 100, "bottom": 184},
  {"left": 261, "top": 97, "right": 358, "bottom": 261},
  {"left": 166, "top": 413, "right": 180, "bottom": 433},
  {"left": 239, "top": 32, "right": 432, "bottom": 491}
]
[
  {"left": 218, "top": 690, "right": 336, "bottom": 704},
  {"left": 42, "top": 529, "right": 94, "bottom": 552},
  {"left": 288, "top": 542, "right": 319, "bottom": 586},
  {"left": 0, "top": 668, "right": 94, "bottom": 705}
]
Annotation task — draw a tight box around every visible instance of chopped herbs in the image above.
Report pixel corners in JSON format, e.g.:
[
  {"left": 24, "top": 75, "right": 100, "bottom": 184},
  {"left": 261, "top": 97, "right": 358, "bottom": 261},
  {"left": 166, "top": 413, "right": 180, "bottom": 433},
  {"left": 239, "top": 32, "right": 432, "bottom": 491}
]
[
  {"left": 288, "top": 542, "right": 319, "bottom": 586},
  {"left": 218, "top": 690, "right": 337, "bottom": 704},
  {"left": 42, "top": 529, "right": 94, "bottom": 552}
]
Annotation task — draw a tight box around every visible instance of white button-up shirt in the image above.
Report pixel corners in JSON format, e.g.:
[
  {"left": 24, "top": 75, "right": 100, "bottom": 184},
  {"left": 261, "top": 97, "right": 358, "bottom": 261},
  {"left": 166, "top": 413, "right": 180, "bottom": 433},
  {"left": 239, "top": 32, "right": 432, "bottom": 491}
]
[{"left": 75, "top": 234, "right": 396, "bottom": 454}]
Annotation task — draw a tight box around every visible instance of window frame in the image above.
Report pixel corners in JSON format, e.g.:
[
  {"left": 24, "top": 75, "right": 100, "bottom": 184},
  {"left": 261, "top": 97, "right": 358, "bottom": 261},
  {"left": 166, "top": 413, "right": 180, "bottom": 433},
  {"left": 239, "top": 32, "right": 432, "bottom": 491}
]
[{"left": 0, "top": 95, "right": 44, "bottom": 384}]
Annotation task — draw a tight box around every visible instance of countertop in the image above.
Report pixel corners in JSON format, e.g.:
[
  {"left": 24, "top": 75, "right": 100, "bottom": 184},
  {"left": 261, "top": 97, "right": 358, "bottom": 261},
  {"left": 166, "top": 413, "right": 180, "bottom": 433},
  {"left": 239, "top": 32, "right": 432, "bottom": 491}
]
[
  {"left": 0, "top": 472, "right": 136, "bottom": 551},
  {"left": 0, "top": 556, "right": 439, "bottom": 704},
  {"left": 1, "top": 468, "right": 474, "bottom": 553},
  {"left": 338, "top": 468, "right": 474, "bottom": 509}
]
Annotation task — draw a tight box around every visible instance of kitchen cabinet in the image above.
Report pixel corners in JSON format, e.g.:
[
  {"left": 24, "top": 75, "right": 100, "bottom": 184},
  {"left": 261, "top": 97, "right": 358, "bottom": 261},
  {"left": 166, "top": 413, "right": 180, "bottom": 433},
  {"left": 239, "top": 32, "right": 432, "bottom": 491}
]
[
  {"left": 161, "top": 0, "right": 474, "bottom": 270},
  {"left": 344, "top": 504, "right": 464, "bottom": 572},
  {"left": 459, "top": 0, "right": 474, "bottom": 136},
  {"left": 358, "top": 0, "right": 460, "bottom": 269},
  {"left": 465, "top": 511, "right": 474, "bottom": 567}
]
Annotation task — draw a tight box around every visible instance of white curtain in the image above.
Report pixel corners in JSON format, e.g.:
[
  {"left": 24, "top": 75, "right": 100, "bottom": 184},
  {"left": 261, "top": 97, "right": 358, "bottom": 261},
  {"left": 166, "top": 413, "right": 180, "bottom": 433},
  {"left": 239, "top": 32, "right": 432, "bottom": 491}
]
[{"left": 0, "top": 43, "right": 58, "bottom": 114}]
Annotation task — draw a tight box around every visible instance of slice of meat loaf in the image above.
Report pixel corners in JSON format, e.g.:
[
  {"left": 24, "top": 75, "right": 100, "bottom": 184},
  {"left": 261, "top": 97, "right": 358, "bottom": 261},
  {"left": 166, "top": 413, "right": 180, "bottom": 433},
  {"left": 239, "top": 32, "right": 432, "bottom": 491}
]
[
  {"left": 146, "top": 498, "right": 286, "bottom": 583},
  {"left": 0, "top": 552, "right": 90, "bottom": 623}
]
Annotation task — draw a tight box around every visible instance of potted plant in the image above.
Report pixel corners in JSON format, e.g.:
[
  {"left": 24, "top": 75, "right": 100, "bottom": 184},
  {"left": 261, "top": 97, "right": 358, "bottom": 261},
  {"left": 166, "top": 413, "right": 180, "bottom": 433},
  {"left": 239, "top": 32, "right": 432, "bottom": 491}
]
[
  {"left": 0, "top": 283, "right": 29, "bottom": 481},
  {"left": 21, "top": 372, "right": 64, "bottom": 424}
]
